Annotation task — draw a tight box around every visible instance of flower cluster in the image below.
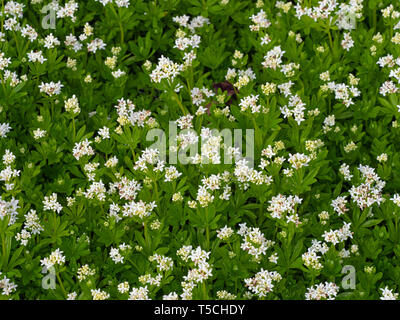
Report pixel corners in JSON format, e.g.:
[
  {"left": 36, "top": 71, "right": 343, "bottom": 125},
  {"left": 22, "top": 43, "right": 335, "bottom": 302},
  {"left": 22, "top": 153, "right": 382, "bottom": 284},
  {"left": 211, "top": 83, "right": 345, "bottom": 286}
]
[
  {"left": 267, "top": 194, "right": 302, "bottom": 224},
  {"left": 40, "top": 248, "right": 66, "bottom": 269},
  {"left": 238, "top": 223, "right": 274, "bottom": 261},
  {"left": 177, "top": 246, "right": 212, "bottom": 300},
  {"left": 1, "top": 0, "right": 400, "bottom": 302},
  {"left": 305, "top": 282, "right": 340, "bottom": 300},
  {"left": 244, "top": 269, "right": 282, "bottom": 298}
]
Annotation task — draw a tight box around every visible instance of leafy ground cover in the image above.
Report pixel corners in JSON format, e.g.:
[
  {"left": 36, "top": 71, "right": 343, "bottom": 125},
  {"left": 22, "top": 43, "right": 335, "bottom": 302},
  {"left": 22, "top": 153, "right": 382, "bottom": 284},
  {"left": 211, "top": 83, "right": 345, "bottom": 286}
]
[{"left": 1, "top": 0, "right": 400, "bottom": 300}]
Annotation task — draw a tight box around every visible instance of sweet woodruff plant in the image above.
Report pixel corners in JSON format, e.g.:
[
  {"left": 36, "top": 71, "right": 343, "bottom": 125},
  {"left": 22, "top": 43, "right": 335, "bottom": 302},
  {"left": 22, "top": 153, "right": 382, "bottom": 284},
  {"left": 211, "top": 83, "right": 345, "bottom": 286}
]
[{"left": 1, "top": 0, "right": 400, "bottom": 300}]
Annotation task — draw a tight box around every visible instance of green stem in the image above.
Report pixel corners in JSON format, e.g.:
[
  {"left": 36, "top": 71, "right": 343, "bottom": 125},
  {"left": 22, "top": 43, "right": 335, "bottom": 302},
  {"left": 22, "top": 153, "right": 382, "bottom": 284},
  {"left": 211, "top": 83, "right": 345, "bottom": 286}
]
[
  {"left": 252, "top": 117, "right": 259, "bottom": 136},
  {"left": 72, "top": 117, "right": 76, "bottom": 142},
  {"left": 201, "top": 0, "right": 206, "bottom": 11},
  {"left": 227, "top": 241, "right": 233, "bottom": 252},
  {"left": 1, "top": 233, "right": 6, "bottom": 270},
  {"left": 259, "top": 200, "right": 264, "bottom": 217},
  {"left": 327, "top": 28, "right": 333, "bottom": 53},
  {"left": 311, "top": 271, "right": 316, "bottom": 286},
  {"left": 205, "top": 208, "right": 210, "bottom": 250},
  {"left": 153, "top": 179, "right": 159, "bottom": 201},
  {"left": 89, "top": 86, "right": 93, "bottom": 108},
  {"left": 144, "top": 221, "right": 150, "bottom": 250},
  {"left": 190, "top": 65, "right": 194, "bottom": 86},
  {"left": 202, "top": 281, "right": 208, "bottom": 299},
  {"left": 118, "top": 8, "right": 124, "bottom": 44},
  {"left": 0, "top": 72, "right": 7, "bottom": 98},
  {"left": 56, "top": 270, "right": 67, "bottom": 299},
  {"left": 390, "top": 20, "right": 394, "bottom": 40},
  {"left": 100, "top": 202, "right": 105, "bottom": 215},
  {"left": 187, "top": 66, "right": 194, "bottom": 94},
  {"left": 13, "top": 31, "right": 21, "bottom": 58},
  {"left": 328, "top": 95, "right": 332, "bottom": 114},
  {"left": 50, "top": 99, "right": 55, "bottom": 121},
  {"left": 197, "top": 116, "right": 203, "bottom": 132},
  {"left": 130, "top": 145, "right": 135, "bottom": 160},
  {"left": 127, "top": 257, "right": 139, "bottom": 271},
  {"left": 273, "top": 224, "right": 278, "bottom": 239},
  {"left": 173, "top": 92, "right": 188, "bottom": 115},
  {"left": 109, "top": 4, "right": 124, "bottom": 44},
  {"left": 1, "top": 0, "right": 4, "bottom": 33},
  {"left": 22, "top": 40, "right": 30, "bottom": 57},
  {"left": 186, "top": 78, "right": 191, "bottom": 97},
  {"left": 206, "top": 225, "right": 210, "bottom": 250}
]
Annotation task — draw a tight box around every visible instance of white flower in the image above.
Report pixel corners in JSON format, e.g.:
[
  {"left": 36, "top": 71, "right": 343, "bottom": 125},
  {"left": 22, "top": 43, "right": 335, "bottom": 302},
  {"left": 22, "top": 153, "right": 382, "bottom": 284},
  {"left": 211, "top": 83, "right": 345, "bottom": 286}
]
[
  {"left": 57, "top": 0, "right": 79, "bottom": 22},
  {"left": 98, "top": 126, "right": 110, "bottom": 139},
  {"left": 77, "top": 264, "right": 96, "bottom": 281},
  {"left": 262, "top": 46, "right": 285, "bottom": 70},
  {"left": 238, "top": 223, "right": 274, "bottom": 260},
  {"left": 33, "top": 128, "right": 47, "bottom": 140},
  {"left": 305, "top": 282, "right": 339, "bottom": 300},
  {"left": 87, "top": 38, "right": 107, "bottom": 53},
  {"left": 391, "top": 194, "right": 400, "bottom": 206},
  {"left": 0, "top": 52, "right": 11, "bottom": 70},
  {"left": 217, "top": 225, "right": 234, "bottom": 240},
  {"left": 244, "top": 269, "right": 282, "bottom": 298},
  {"left": 288, "top": 153, "right": 310, "bottom": 169},
  {"left": 122, "top": 200, "right": 156, "bottom": 219},
  {"left": 43, "top": 193, "right": 63, "bottom": 213},
  {"left": 39, "top": 81, "right": 63, "bottom": 96},
  {"left": 149, "top": 254, "right": 174, "bottom": 272},
  {"left": 239, "top": 94, "right": 261, "bottom": 113},
  {"left": 339, "top": 163, "right": 353, "bottom": 181},
  {"left": 73, "top": 139, "right": 95, "bottom": 160},
  {"left": 341, "top": 32, "right": 354, "bottom": 51},
  {"left": 67, "top": 292, "right": 77, "bottom": 300},
  {"left": 0, "top": 273, "right": 17, "bottom": 296},
  {"left": 40, "top": 248, "right": 65, "bottom": 269},
  {"left": 112, "top": 69, "right": 126, "bottom": 78},
  {"left": 150, "top": 55, "right": 182, "bottom": 83},
  {"left": 0, "top": 123, "right": 12, "bottom": 138},
  {"left": 115, "top": 0, "right": 130, "bottom": 8},
  {"left": 2, "top": 150, "right": 15, "bottom": 165},
  {"left": 164, "top": 166, "right": 182, "bottom": 182},
  {"left": 27, "top": 50, "right": 47, "bottom": 63},
  {"left": 118, "top": 282, "right": 130, "bottom": 294},
  {"left": 44, "top": 33, "right": 60, "bottom": 49},
  {"left": 331, "top": 196, "right": 348, "bottom": 216},
  {"left": 91, "top": 289, "right": 110, "bottom": 300},
  {"left": 377, "top": 153, "right": 388, "bottom": 162},
  {"left": 128, "top": 286, "right": 150, "bottom": 300},
  {"left": 249, "top": 9, "right": 271, "bottom": 31},
  {"left": 380, "top": 286, "right": 399, "bottom": 300},
  {"left": 21, "top": 24, "right": 38, "bottom": 42},
  {"left": 65, "top": 95, "right": 80, "bottom": 114}
]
